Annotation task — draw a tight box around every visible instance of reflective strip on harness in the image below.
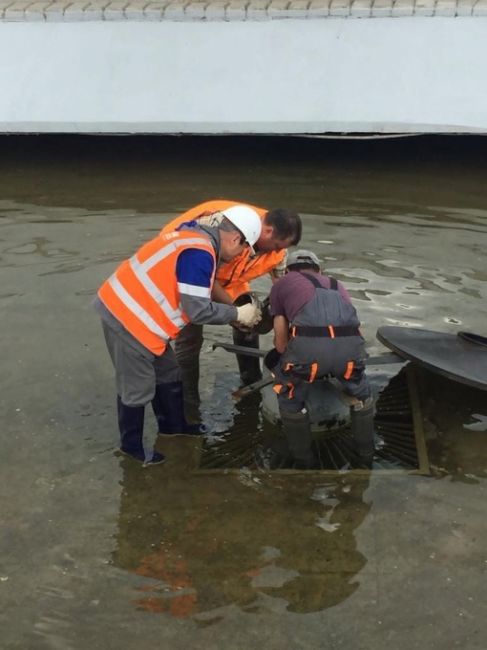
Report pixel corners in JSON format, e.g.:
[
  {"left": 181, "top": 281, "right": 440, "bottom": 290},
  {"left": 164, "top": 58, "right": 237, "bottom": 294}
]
[
  {"left": 344, "top": 361, "right": 354, "bottom": 380},
  {"left": 273, "top": 382, "right": 295, "bottom": 399},
  {"left": 308, "top": 362, "right": 318, "bottom": 383},
  {"left": 328, "top": 325, "right": 335, "bottom": 339}
]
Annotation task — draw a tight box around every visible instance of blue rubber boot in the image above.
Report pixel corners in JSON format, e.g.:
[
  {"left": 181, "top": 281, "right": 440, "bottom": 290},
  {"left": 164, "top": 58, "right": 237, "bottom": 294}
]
[
  {"left": 152, "top": 382, "right": 206, "bottom": 436},
  {"left": 117, "top": 396, "right": 165, "bottom": 467}
]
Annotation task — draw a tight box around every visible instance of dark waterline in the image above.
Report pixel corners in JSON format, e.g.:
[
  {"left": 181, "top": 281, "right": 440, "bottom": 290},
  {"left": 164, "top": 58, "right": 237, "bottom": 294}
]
[{"left": 1, "top": 134, "right": 487, "bottom": 213}]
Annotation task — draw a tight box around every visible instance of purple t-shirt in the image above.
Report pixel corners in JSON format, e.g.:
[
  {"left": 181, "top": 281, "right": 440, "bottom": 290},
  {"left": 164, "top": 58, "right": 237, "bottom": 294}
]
[{"left": 269, "top": 271, "right": 353, "bottom": 322}]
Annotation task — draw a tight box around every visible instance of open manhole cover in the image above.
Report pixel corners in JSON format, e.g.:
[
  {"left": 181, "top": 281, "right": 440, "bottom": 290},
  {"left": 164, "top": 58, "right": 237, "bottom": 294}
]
[{"left": 197, "top": 365, "right": 429, "bottom": 474}]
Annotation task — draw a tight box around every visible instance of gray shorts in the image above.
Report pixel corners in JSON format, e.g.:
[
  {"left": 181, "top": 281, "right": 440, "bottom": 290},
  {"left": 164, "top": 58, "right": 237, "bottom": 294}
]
[{"left": 102, "top": 320, "right": 181, "bottom": 406}]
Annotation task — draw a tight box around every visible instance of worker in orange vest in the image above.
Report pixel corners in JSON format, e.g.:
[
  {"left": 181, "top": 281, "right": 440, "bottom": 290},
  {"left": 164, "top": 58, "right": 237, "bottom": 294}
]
[
  {"left": 161, "top": 199, "right": 302, "bottom": 417},
  {"left": 94, "top": 206, "right": 263, "bottom": 466}
]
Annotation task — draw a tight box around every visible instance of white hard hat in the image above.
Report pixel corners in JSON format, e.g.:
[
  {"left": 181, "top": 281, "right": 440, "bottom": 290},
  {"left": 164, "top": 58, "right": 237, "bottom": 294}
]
[
  {"left": 221, "top": 205, "right": 262, "bottom": 253},
  {"left": 286, "top": 249, "right": 321, "bottom": 270}
]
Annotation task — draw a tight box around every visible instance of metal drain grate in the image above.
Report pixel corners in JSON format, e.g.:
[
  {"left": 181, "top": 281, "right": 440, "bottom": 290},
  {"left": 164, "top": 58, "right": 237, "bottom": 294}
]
[
  {"left": 374, "top": 365, "right": 429, "bottom": 473},
  {"left": 197, "top": 364, "right": 429, "bottom": 474}
]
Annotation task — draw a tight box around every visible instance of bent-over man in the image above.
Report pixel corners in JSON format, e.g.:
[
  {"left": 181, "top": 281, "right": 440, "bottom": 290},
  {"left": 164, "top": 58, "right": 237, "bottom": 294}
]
[
  {"left": 267, "top": 249, "right": 374, "bottom": 469},
  {"left": 161, "top": 199, "right": 302, "bottom": 415},
  {"left": 94, "top": 206, "right": 262, "bottom": 466}
]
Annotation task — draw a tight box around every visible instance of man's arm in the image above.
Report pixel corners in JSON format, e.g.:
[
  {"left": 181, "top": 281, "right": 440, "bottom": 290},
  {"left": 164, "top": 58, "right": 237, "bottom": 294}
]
[
  {"left": 211, "top": 279, "right": 234, "bottom": 305},
  {"left": 176, "top": 249, "right": 237, "bottom": 325},
  {"left": 273, "top": 315, "right": 289, "bottom": 354}
]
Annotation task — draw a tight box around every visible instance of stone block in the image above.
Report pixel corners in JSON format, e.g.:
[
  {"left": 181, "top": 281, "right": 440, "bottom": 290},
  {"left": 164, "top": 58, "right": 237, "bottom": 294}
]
[
  {"left": 288, "top": 0, "right": 310, "bottom": 9},
  {"left": 143, "top": 2, "right": 167, "bottom": 19},
  {"left": 81, "top": 3, "right": 105, "bottom": 19},
  {"left": 308, "top": 0, "right": 330, "bottom": 16},
  {"left": 455, "top": 0, "right": 473, "bottom": 14},
  {"left": 225, "top": 0, "right": 248, "bottom": 19},
  {"left": 414, "top": 0, "right": 435, "bottom": 15},
  {"left": 104, "top": 0, "right": 128, "bottom": 18},
  {"left": 163, "top": 0, "right": 186, "bottom": 17},
  {"left": 472, "top": 0, "right": 487, "bottom": 14},
  {"left": 284, "top": 0, "right": 310, "bottom": 17},
  {"left": 329, "top": 0, "right": 350, "bottom": 15},
  {"left": 434, "top": 0, "right": 456, "bottom": 14},
  {"left": 24, "top": 1, "right": 51, "bottom": 19},
  {"left": 185, "top": 0, "right": 207, "bottom": 17},
  {"left": 124, "top": 1, "right": 149, "bottom": 18},
  {"left": 204, "top": 1, "right": 227, "bottom": 18},
  {"left": 371, "top": 0, "right": 392, "bottom": 16},
  {"left": 267, "top": 0, "right": 289, "bottom": 15},
  {"left": 350, "top": 0, "right": 371, "bottom": 16},
  {"left": 63, "top": 2, "right": 91, "bottom": 20},
  {"left": 391, "top": 0, "right": 414, "bottom": 16},
  {"left": 45, "top": 1, "right": 70, "bottom": 19},
  {"left": 4, "top": 1, "right": 31, "bottom": 20}
]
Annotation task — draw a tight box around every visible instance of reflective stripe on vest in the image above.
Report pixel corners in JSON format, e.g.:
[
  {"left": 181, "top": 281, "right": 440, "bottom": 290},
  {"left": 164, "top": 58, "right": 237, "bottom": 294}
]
[{"left": 98, "top": 232, "right": 216, "bottom": 355}]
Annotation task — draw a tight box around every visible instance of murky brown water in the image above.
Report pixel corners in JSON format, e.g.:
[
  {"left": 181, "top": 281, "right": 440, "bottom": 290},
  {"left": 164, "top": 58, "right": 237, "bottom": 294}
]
[{"left": 1, "top": 136, "right": 487, "bottom": 649}]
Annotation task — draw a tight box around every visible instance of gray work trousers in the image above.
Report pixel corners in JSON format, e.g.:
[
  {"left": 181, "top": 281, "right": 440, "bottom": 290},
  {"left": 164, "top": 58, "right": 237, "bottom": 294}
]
[{"left": 102, "top": 320, "right": 180, "bottom": 407}]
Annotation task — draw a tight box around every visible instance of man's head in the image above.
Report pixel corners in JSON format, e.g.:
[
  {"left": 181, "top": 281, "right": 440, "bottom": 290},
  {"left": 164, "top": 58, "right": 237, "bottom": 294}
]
[
  {"left": 286, "top": 249, "right": 321, "bottom": 273},
  {"left": 218, "top": 205, "right": 262, "bottom": 262},
  {"left": 257, "top": 208, "right": 302, "bottom": 252}
]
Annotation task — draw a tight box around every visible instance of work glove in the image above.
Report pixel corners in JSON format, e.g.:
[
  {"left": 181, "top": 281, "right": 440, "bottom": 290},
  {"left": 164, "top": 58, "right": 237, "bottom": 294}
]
[
  {"left": 264, "top": 347, "right": 282, "bottom": 371},
  {"left": 236, "top": 303, "right": 262, "bottom": 328}
]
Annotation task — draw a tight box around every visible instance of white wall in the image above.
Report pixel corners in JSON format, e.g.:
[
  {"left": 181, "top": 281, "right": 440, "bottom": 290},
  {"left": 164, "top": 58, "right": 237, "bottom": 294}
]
[{"left": 1, "top": 18, "right": 486, "bottom": 134}]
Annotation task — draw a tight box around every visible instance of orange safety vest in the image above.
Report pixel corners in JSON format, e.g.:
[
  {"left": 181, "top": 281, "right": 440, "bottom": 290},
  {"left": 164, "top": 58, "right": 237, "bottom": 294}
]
[
  {"left": 161, "top": 199, "right": 286, "bottom": 301},
  {"left": 98, "top": 229, "right": 216, "bottom": 355}
]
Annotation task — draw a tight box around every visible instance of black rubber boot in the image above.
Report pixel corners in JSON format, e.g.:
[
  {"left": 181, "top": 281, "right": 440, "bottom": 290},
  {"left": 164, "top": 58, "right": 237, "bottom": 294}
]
[
  {"left": 232, "top": 327, "right": 263, "bottom": 386},
  {"left": 178, "top": 359, "right": 201, "bottom": 422},
  {"left": 350, "top": 398, "right": 375, "bottom": 469},
  {"left": 153, "top": 382, "right": 206, "bottom": 436},
  {"left": 280, "top": 410, "right": 319, "bottom": 469},
  {"left": 117, "top": 396, "right": 165, "bottom": 466},
  {"left": 174, "top": 325, "right": 203, "bottom": 418}
]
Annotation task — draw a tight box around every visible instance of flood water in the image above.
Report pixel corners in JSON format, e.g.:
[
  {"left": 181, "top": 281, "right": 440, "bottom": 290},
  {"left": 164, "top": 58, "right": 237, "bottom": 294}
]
[{"left": 1, "top": 135, "right": 487, "bottom": 649}]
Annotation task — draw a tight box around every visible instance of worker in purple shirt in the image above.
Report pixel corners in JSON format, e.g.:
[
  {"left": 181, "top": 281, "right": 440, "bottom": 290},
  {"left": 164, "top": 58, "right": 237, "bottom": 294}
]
[{"left": 265, "top": 249, "right": 374, "bottom": 469}]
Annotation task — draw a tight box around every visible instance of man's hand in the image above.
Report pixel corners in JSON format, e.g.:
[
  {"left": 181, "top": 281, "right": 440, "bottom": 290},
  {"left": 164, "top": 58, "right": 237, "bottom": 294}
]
[{"left": 236, "top": 303, "right": 262, "bottom": 328}]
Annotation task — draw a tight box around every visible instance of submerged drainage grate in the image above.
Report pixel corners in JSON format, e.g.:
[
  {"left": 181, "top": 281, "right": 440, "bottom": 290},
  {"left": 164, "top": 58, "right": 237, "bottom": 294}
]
[
  {"left": 198, "top": 365, "right": 429, "bottom": 474},
  {"left": 374, "top": 365, "right": 429, "bottom": 472}
]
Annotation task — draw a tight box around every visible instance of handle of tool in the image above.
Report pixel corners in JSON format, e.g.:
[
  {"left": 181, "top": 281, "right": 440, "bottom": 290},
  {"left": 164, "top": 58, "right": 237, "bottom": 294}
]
[
  {"left": 211, "top": 341, "right": 269, "bottom": 358},
  {"left": 232, "top": 376, "right": 274, "bottom": 400},
  {"left": 211, "top": 339, "right": 402, "bottom": 365}
]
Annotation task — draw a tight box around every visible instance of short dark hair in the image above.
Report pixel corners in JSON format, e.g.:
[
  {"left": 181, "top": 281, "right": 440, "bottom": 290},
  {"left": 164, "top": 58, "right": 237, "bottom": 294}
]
[{"left": 264, "top": 209, "right": 302, "bottom": 246}]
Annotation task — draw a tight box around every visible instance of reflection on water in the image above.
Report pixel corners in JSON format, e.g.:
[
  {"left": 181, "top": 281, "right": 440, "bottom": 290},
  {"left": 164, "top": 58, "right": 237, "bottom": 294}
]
[
  {"left": 114, "top": 455, "right": 370, "bottom": 619},
  {"left": 1, "top": 136, "right": 487, "bottom": 644},
  {"left": 422, "top": 371, "right": 487, "bottom": 484}
]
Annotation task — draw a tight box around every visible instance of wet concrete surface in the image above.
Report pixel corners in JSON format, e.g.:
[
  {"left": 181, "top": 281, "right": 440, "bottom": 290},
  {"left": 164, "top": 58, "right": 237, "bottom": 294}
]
[{"left": 1, "top": 135, "right": 487, "bottom": 649}]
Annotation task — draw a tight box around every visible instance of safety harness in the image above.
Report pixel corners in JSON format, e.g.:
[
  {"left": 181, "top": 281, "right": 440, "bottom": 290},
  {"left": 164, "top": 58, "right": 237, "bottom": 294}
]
[
  {"left": 273, "top": 272, "right": 361, "bottom": 396},
  {"left": 290, "top": 273, "right": 361, "bottom": 338}
]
